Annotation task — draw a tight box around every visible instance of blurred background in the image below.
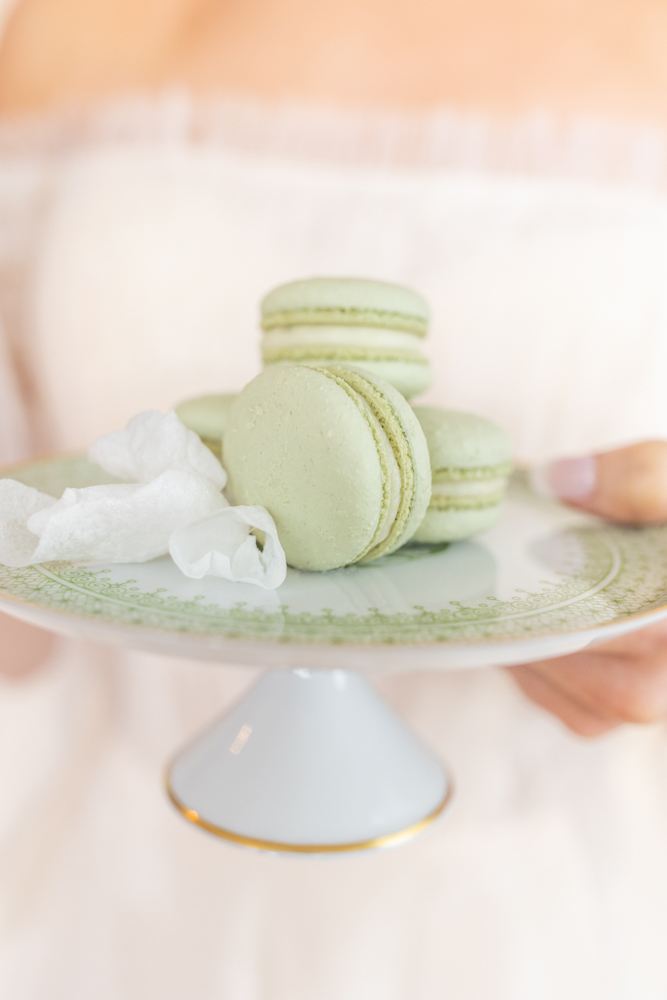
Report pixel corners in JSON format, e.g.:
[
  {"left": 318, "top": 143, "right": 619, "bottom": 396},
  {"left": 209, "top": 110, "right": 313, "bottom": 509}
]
[{"left": 0, "top": 1, "right": 667, "bottom": 997}]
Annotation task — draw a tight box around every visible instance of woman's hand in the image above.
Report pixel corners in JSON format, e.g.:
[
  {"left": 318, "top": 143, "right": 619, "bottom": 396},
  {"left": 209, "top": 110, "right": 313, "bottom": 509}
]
[{"left": 509, "top": 441, "right": 667, "bottom": 736}]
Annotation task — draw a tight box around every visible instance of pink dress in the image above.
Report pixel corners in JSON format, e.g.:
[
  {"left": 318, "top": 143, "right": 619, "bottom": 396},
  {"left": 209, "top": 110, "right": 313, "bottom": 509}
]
[{"left": 1, "top": 89, "right": 667, "bottom": 998}]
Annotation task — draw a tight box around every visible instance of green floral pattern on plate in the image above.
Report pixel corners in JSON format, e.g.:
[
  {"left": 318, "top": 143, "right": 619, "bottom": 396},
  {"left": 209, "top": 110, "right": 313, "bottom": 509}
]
[{"left": 1, "top": 456, "right": 667, "bottom": 646}]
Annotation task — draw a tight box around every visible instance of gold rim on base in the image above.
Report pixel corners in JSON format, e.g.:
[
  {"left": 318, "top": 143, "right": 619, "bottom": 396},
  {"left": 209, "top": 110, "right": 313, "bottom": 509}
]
[{"left": 166, "top": 776, "right": 453, "bottom": 854}]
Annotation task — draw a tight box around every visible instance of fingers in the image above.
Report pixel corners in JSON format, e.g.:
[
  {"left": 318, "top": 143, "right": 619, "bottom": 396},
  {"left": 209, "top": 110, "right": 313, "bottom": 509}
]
[
  {"left": 536, "top": 441, "right": 667, "bottom": 523},
  {"left": 508, "top": 623, "right": 667, "bottom": 735},
  {"left": 526, "top": 444, "right": 667, "bottom": 730},
  {"left": 590, "top": 443, "right": 667, "bottom": 522},
  {"left": 593, "top": 617, "right": 667, "bottom": 658},
  {"left": 509, "top": 663, "right": 619, "bottom": 737}
]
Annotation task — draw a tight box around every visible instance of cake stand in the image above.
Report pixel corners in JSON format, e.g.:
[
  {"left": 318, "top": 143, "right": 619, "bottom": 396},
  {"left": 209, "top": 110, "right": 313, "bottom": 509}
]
[{"left": 2, "top": 455, "right": 667, "bottom": 854}]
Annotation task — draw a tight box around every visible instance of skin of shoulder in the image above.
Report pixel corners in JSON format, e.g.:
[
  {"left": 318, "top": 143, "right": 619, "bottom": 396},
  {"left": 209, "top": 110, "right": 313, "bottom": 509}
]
[{"left": 1, "top": 0, "right": 667, "bottom": 123}]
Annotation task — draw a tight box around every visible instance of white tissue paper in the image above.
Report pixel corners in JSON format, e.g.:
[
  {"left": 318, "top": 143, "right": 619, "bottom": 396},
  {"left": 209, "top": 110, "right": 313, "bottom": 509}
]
[
  {"left": 170, "top": 505, "right": 287, "bottom": 590},
  {"left": 0, "top": 472, "right": 227, "bottom": 566},
  {"left": 0, "top": 410, "right": 287, "bottom": 589},
  {"left": 89, "top": 410, "right": 227, "bottom": 488},
  {"left": 0, "top": 479, "right": 58, "bottom": 566}
]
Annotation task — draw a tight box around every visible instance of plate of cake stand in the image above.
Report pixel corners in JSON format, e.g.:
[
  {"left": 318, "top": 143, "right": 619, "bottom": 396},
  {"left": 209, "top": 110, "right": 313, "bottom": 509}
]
[{"left": 2, "top": 454, "right": 667, "bottom": 855}]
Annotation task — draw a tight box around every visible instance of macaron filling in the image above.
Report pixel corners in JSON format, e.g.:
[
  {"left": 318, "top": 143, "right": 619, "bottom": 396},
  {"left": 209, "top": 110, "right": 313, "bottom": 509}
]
[
  {"left": 432, "top": 462, "right": 513, "bottom": 482},
  {"left": 261, "top": 306, "right": 428, "bottom": 337},
  {"left": 430, "top": 478, "right": 508, "bottom": 510},
  {"left": 357, "top": 397, "right": 402, "bottom": 545},
  {"left": 262, "top": 326, "right": 428, "bottom": 367},
  {"left": 310, "top": 365, "right": 422, "bottom": 561},
  {"left": 309, "top": 368, "right": 401, "bottom": 559},
  {"left": 429, "top": 461, "right": 511, "bottom": 511}
]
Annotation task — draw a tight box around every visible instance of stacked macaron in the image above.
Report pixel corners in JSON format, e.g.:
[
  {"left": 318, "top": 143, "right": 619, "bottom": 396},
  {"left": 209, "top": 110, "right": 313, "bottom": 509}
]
[
  {"left": 260, "top": 278, "right": 432, "bottom": 400},
  {"left": 224, "top": 364, "right": 432, "bottom": 571},
  {"left": 412, "top": 407, "right": 513, "bottom": 542},
  {"left": 175, "top": 393, "right": 237, "bottom": 459},
  {"left": 176, "top": 279, "right": 513, "bottom": 574}
]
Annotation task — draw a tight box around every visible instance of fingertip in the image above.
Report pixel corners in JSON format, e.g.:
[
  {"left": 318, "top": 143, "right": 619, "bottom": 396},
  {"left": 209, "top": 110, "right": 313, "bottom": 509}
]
[
  {"left": 530, "top": 456, "right": 597, "bottom": 502},
  {"left": 593, "top": 442, "right": 667, "bottom": 523},
  {"left": 533, "top": 442, "right": 667, "bottom": 524},
  {"left": 508, "top": 664, "right": 618, "bottom": 737}
]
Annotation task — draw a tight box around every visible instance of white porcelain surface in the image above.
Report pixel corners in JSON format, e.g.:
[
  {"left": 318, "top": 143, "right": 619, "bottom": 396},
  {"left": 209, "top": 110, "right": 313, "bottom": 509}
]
[
  {"left": 168, "top": 669, "right": 450, "bottom": 850},
  {"left": 3, "top": 455, "right": 667, "bottom": 852},
  {"left": 1, "top": 457, "right": 667, "bottom": 671}
]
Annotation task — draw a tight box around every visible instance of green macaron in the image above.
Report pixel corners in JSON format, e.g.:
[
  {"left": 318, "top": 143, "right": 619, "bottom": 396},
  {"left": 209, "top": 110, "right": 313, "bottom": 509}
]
[
  {"left": 411, "top": 407, "right": 513, "bottom": 543},
  {"left": 224, "top": 364, "right": 432, "bottom": 571},
  {"left": 174, "top": 394, "right": 237, "bottom": 458},
  {"left": 260, "top": 277, "right": 433, "bottom": 400}
]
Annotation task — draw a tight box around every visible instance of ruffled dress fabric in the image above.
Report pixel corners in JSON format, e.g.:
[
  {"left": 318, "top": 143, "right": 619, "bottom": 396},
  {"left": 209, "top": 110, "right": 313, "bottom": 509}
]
[{"left": 1, "top": 91, "right": 667, "bottom": 999}]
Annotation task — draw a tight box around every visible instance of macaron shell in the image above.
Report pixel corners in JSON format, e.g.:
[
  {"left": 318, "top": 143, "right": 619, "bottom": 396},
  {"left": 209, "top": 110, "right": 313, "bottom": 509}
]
[
  {"left": 261, "top": 277, "right": 430, "bottom": 334},
  {"left": 175, "top": 394, "right": 237, "bottom": 448},
  {"left": 412, "top": 505, "right": 502, "bottom": 543},
  {"left": 263, "top": 357, "right": 432, "bottom": 401},
  {"left": 411, "top": 405, "right": 512, "bottom": 543},
  {"left": 359, "top": 360, "right": 432, "bottom": 400},
  {"left": 196, "top": 436, "right": 222, "bottom": 460},
  {"left": 224, "top": 366, "right": 386, "bottom": 571},
  {"left": 412, "top": 407, "right": 513, "bottom": 472}
]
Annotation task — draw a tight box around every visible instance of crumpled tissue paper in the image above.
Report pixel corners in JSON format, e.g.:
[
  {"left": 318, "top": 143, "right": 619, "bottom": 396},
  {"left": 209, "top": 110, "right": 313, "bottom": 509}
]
[
  {"left": 89, "top": 409, "right": 227, "bottom": 488},
  {"left": 0, "top": 411, "right": 287, "bottom": 589},
  {"left": 0, "top": 472, "right": 226, "bottom": 566},
  {"left": 170, "top": 505, "right": 286, "bottom": 590}
]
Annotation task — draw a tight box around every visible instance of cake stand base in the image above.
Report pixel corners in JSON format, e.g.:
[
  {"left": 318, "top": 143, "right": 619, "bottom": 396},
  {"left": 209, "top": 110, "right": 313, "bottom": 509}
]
[{"left": 166, "top": 669, "right": 452, "bottom": 854}]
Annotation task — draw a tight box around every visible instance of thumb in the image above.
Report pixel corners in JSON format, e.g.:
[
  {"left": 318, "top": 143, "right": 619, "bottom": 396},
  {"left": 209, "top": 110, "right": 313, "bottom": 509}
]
[{"left": 533, "top": 441, "right": 667, "bottom": 524}]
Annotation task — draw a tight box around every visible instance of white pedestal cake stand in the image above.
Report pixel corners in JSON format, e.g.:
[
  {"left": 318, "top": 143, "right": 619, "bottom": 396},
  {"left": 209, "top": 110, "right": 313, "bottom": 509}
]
[{"left": 2, "top": 455, "right": 667, "bottom": 854}]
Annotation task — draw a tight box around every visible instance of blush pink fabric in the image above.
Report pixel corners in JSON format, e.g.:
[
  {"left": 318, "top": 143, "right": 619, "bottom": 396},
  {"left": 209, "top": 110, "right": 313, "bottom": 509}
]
[{"left": 0, "top": 92, "right": 667, "bottom": 999}]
